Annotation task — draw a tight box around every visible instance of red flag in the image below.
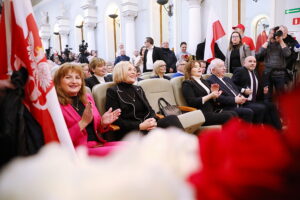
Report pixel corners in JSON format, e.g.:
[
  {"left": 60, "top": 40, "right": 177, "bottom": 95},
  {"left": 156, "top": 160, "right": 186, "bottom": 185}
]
[
  {"left": 255, "top": 30, "right": 267, "bottom": 52},
  {"left": 0, "top": 0, "right": 75, "bottom": 154},
  {"left": 204, "top": 9, "right": 226, "bottom": 63}
]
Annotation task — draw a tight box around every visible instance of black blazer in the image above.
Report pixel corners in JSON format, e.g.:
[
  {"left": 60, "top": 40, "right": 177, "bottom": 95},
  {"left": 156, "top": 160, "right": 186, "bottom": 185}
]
[
  {"left": 196, "top": 41, "right": 225, "bottom": 61},
  {"left": 232, "top": 67, "right": 264, "bottom": 101},
  {"left": 105, "top": 83, "right": 156, "bottom": 133},
  {"left": 150, "top": 75, "right": 171, "bottom": 80},
  {"left": 182, "top": 79, "right": 215, "bottom": 112},
  {"left": 143, "top": 46, "right": 164, "bottom": 72},
  {"left": 207, "top": 74, "right": 240, "bottom": 109},
  {"left": 85, "top": 75, "right": 112, "bottom": 90}
]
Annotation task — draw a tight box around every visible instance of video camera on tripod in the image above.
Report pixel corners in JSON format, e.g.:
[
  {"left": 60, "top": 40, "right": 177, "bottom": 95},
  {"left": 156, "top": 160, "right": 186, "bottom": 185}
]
[
  {"left": 79, "top": 40, "right": 88, "bottom": 54},
  {"left": 64, "top": 45, "right": 72, "bottom": 58}
]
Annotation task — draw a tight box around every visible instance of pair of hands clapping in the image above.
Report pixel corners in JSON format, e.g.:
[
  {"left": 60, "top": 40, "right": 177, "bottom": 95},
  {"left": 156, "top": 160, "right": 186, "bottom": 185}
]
[
  {"left": 79, "top": 102, "right": 121, "bottom": 131},
  {"left": 210, "top": 83, "right": 222, "bottom": 99}
]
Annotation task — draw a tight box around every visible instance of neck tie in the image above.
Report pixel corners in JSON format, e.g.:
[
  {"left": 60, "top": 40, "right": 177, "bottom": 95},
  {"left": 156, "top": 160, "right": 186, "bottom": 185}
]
[
  {"left": 223, "top": 78, "right": 239, "bottom": 96},
  {"left": 251, "top": 71, "right": 257, "bottom": 101}
]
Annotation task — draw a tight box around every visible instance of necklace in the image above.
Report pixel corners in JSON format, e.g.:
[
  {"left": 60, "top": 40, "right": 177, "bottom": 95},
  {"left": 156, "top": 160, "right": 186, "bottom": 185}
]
[
  {"left": 126, "top": 90, "right": 136, "bottom": 102},
  {"left": 72, "top": 96, "right": 80, "bottom": 111}
]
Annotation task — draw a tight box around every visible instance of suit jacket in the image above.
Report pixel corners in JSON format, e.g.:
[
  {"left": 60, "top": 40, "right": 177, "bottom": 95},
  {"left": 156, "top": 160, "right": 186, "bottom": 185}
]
[
  {"left": 207, "top": 74, "right": 240, "bottom": 109},
  {"left": 182, "top": 79, "right": 215, "bottom": 113},
  {"left": 232, "top": 67, "right": 264, "bottom": 101},
  {"left": 161, "top": 48, "right": 177, "bottom": 72},
  {"left": 196, "top": 41, "right": 225, "bottom": 61},
  {"left": 114, "top": 55, "right": 130, "bottom": 65},
  {"left": 105, "top": 83, "right": 156, "bottom": 133},
  {"left": 143, "top": 46, "right": 164, "bottom": 72},
  {"left": 60, "top": 94, "right": 107, "bottom": 148},
  {"left": 85, "top": 75, "right": 112, "bottom": 90},
  {"left": 225, "top": 44, "right": 251, "bottom": 72}
]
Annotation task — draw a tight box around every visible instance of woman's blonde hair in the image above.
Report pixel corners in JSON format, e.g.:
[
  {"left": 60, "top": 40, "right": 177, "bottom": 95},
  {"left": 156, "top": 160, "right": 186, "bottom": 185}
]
[
  {"left": 113, "top": 61, "right": 134, "bottom": 83},
  {"left": 152, "top": 60, "right": 166, "bottom": 76},
  {"left": 89, "top": 57, "right": 106, "bottom": 73},
  {"left": 53, "top": 63, "right": 87, "bottom": 105},
  {"left": 184, "top": 60, "right": 201, "bottom": 80}
]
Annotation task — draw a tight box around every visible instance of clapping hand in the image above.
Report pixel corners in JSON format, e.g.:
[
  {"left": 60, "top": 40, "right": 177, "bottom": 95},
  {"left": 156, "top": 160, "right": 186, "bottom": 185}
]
[
  {"left": 101, "top": 107, "right": 121, "bottom": 127},
  {"left": 211, "top": 83, "right": 220, "bottom": 92},
  {"left": 139, "top": 118, "right": 157, "bottom": 131},
  {"left": 79, "top": 102, "right": 93, "bottom": 131}
]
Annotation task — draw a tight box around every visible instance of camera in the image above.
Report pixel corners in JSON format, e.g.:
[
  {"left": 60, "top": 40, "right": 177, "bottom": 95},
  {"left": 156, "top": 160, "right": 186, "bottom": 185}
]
[
  {"left": 79, "top": 40, "right": 88, "bottom": 54},
  {"left": 64, "top": 45, "right": 72, "bottom": 57},
  {"left": 273, "top": 26, "right": 283, "bottom": 39},
  {"left": 45, "top": 47, "right": 52, "bottom": 59}
]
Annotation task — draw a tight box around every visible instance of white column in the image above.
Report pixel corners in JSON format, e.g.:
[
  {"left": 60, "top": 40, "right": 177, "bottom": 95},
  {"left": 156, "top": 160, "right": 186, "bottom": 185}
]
[
  {"left": 84, "top": 22, "right": 97, "bottom": 51},
  {"left": 121, "top": 0, "right": 138, "bottom": 56},
  {"left": 185, "top": 0, "right": 201, "bottom": 55},
  {"left": 81, "top": 0, "right": 97, "bottom": 51},
  {"left": 56, "top": 15, "right": 70, "bottom": 53},
  {"left": 40, "top": 24, "right": 51, "bottom": 50},
  {"left": 39, "top": 12, "right": 51, "bottom": 50}
]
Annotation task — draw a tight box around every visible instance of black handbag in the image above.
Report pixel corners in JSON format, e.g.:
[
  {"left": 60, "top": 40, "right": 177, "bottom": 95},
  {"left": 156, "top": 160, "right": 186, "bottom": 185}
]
[{"left": 158, "top": 97, "right": 182, "bottom": 116}]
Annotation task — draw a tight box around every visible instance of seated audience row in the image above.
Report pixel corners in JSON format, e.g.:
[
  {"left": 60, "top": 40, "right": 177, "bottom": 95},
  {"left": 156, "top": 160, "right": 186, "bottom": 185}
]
[{"left": 54, "top": 56, "right": 283, "bottom": 152}]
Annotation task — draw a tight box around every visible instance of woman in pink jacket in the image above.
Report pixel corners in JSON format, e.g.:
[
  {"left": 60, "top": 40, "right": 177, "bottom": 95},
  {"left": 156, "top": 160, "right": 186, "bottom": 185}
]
[{"left": 54, "top": 63, "right": 121, "bottom": 156}]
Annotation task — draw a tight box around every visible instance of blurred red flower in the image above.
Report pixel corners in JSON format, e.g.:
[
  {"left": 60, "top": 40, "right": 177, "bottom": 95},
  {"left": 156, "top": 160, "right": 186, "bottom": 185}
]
[{"left": 188, "top": 84, "right": 300, "bottom": 200}]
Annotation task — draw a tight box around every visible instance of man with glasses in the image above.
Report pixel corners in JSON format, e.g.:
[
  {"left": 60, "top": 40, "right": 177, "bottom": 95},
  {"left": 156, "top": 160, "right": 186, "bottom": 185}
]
[{"left": 172, "top": 60, "right": 187, "bottom": 78}]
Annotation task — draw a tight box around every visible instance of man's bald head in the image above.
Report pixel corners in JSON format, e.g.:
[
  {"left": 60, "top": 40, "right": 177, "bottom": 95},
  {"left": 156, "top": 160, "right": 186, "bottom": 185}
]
[{"left": 244, "top": 56, "right": 257, "bottom": 71}]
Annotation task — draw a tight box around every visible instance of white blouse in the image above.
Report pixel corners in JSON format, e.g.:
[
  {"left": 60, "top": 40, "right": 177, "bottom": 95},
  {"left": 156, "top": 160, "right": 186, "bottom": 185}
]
[{"left": 192, "top": 76, "right": 210, "bottom": 104}]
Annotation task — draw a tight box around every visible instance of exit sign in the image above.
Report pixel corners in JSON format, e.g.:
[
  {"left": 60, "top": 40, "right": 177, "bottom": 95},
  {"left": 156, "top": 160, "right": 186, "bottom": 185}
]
[
  {"left": 285, "top": 8, "right": 300, "bottom": 14},
  {"left": 293, "top": 18, "right": 300, "bottom": 25}
]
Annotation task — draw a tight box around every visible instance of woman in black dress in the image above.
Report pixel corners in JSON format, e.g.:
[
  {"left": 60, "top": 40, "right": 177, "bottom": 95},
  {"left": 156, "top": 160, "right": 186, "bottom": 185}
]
[
  {"left": 225, "top": 31, "right": 251, "bottom": 73},
  {"left": 182, "top": 60, "right": 237, "bottom": 126},
  {"left": 106, "top": 61, "right": 183, "bottom": 140}
]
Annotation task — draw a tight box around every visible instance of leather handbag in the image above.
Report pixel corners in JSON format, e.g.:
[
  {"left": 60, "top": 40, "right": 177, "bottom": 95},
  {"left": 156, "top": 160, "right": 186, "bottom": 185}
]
[{"left": 158, "top": 97, "right": 182, "bottom": 116}]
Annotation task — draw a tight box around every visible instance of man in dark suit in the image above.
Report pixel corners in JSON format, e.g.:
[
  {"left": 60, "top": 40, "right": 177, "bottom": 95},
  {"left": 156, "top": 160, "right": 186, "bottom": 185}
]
[
  {"left": 161, "top": 41, "right": 177, "bottom": 73},
  {"left": 207, "top": 58, "right": 266, "bottom": 123},
  {"left": 195, "top": 39, "right": 225, "bottom": 61},
  {"left": 85, "top": 58, "right": 112, "bottom": 90},
  {"left": 143, "top": 37, "right": 164, "bottom": 72},
  {"left": 232, "top": 56, "right": 282, "bottom": 129}
]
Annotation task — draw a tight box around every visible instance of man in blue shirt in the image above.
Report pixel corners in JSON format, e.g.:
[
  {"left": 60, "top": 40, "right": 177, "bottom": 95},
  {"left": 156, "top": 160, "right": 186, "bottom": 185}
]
[
  {"left": 172, "top": 60, "right": 187, "bottom": 78},
  {"left": 114, "top": 49, "right": 130, "bottom": 65}
]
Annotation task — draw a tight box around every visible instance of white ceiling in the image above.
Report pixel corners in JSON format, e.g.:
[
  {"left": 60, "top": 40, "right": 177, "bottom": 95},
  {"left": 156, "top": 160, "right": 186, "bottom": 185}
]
[{"left": 31, "top": 0, "right": 42, "bottom": 6}]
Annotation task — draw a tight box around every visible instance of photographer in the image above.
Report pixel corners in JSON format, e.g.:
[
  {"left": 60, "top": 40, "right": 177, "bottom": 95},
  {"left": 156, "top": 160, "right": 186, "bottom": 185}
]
[
  {"left": 279, "top": 25, "right": 299, "bottom": 84},
  {"left": 256, "top": 26, "right": 291, "bottom": 101},
  {"left": 62, "top": 45, "right": 72, "bottom": 63},
  {"left": 78, "top": 40, "right": 89, "bottom": 64}
]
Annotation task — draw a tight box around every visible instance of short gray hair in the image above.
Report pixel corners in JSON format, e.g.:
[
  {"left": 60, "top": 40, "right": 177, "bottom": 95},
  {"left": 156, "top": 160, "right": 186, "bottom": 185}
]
[{"left": 209, "top": 58, "right": 224, "bottom": 71}]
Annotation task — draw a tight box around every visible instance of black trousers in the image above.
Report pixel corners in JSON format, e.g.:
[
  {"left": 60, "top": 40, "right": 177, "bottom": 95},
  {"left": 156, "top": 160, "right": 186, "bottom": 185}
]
[
  {"left": 244, "top": 102, "right": 266, "bottom": 123},
  {"left": 260, "top": 101, "right": 282, "bottom": 130},
  {"left": 228, "top": 107, "right": 254, "bottom": 123},
  {"left": 203, "top": 110, "right": 237, "bottom": 126},
  {"left": 157, "top": 115, "right": 184, "bottom": 130}
]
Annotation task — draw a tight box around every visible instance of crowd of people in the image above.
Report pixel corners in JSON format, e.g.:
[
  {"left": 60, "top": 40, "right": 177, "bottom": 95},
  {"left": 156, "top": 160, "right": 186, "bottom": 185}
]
[
  {"left": 1, "top": 23, "right": 299, "bottom": 157},
  {"left": 41, "top": 23, "right": 300, "bottom": 145},
  {"left": 1, "top": 10, "right": 300, "bottom": 197}
]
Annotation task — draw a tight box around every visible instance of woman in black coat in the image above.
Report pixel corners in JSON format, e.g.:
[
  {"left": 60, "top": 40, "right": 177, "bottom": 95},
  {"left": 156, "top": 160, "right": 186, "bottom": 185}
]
[
  {"left": 182, "top": 60, "right": 237, "bottom": 126},
  {"left": 106, "top": 61, "right": 183, "bottom": 140}
]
